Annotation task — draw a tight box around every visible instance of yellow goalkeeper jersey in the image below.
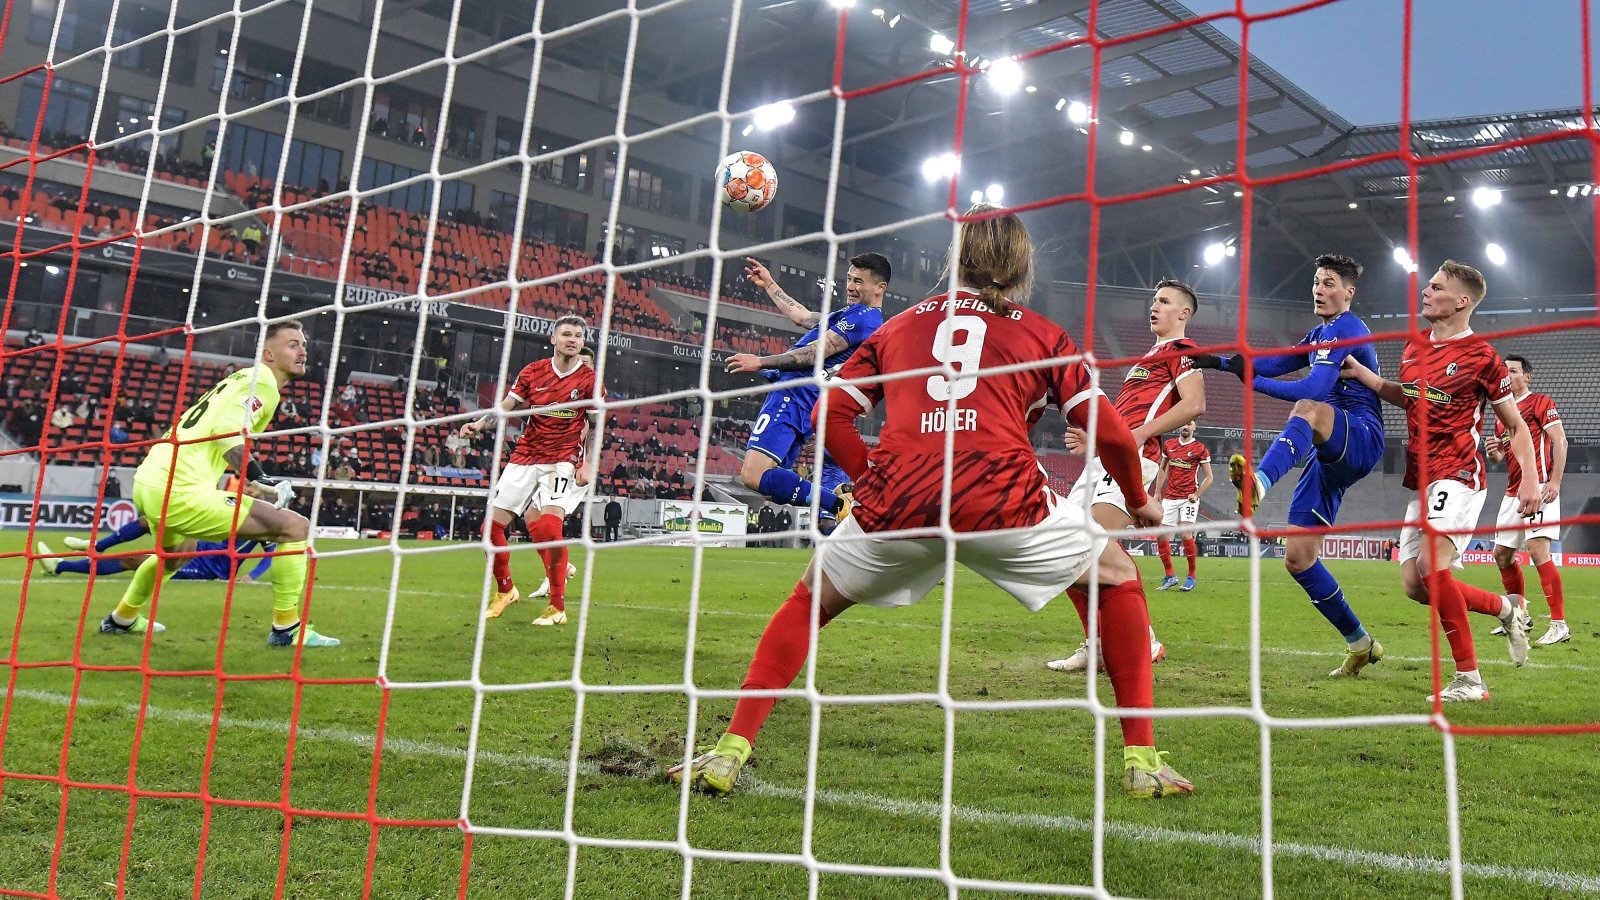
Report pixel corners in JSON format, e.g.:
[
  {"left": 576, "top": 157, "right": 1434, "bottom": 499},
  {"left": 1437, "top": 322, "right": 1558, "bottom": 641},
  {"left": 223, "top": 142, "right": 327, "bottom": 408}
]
[{"left": 136, "top": 364, "right": 280, "bottom": 490}]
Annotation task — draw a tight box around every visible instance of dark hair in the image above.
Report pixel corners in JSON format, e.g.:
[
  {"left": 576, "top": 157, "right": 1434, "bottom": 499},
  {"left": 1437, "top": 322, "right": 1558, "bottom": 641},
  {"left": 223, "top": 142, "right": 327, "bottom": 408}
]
[
  {"left": 553, "top": 314, "right": 587, "bottom": 333},
  {"left": 1315, "top": 253, "right": 1363, "bottom": 286},
  {"left": 1440, "top": 259, "right": 1486, "bottom": 302},
  {"left": 265, "top": 319, "right": 304, "bottom": 340},
  {"left": 1155, "top": 278, "right": 1198, "bottom": 313},
  {"left": 848, "top": 252, "right": 892, "bottom": 284},
  {"left": 1505, "top": 354, "right": 1531, "bottom": 374}
]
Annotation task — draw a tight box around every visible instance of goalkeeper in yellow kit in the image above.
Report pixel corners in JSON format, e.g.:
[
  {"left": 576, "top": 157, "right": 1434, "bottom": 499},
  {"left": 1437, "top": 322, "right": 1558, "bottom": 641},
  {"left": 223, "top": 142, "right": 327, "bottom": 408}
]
[{"left": 99, "top": 320, "right": 339, "bottom": 648}]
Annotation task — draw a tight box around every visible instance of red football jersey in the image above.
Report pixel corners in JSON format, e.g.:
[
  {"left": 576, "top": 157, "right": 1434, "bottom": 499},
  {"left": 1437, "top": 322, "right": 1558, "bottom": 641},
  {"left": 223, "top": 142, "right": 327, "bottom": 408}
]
[
  {"left": 506, "top": 357, "right": 601, "bottom": 466},
  {"left": 1115, "top": 337, "right": 1199, "bottom": 461},
  {"left": 1398, "top": 330, "right": 1512, "bottom": 491},
  {"left": 831, "top": 292, "right": 1102, "bottom": 534},
  {"left": 1161, "top": 437, "right": 1210, "bottom": 499},
  {"left": 1493, "top": 392, "right": 1561, "bottom": 495}
]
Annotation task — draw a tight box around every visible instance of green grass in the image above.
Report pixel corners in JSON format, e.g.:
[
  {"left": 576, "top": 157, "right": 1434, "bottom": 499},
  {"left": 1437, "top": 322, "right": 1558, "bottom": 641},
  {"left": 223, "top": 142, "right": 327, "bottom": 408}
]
[{"left": 2, "top": 531, "right": 1597, "bottom": 899}]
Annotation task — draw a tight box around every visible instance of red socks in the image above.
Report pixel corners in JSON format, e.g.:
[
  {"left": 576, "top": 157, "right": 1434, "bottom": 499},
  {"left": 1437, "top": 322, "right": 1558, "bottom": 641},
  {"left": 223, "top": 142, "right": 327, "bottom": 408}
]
[
  {"left": 531, "top": 514, "right": 568, "bottom": 611},
  {"left": 1157, "top": 539, "right": 1174, "bottom": 577},
  {"left": 1183, "top": 538, "right": 1198, "bottom": 577},
  {"left": 1498, "top": 560, "right": 1525, "bottom": 597},
  {"left": 1537, "top": 559, "right": 1565, "bottom": 619},
  {"left": 728, "top": 581, "right": 836, "bottom": 744},
  {"left": 1068, "top": 581, "right": 1154, "bottom": 748},
  {"left": 1423, "top": 570, "right": 1477, "bottom": 672},
  {"left": 488, "top": 521, "right": 513, "bottom": 593}
]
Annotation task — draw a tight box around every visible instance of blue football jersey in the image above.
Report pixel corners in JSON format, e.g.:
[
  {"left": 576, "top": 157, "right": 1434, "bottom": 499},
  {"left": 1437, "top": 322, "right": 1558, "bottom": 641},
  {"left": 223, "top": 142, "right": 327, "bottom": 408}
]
[
  {"left": 765, "top": 302, "right": 884, "bottom": 385},
  {"left": 1302, "top": 312, "right": 1383, "bottom": 423}
]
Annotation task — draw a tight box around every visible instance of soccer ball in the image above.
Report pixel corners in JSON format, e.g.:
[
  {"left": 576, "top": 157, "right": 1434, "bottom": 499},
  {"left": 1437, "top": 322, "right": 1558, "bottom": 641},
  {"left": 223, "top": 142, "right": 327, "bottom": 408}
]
[{"left": 716, "top": 151, "right": 777, "bottom": 213}]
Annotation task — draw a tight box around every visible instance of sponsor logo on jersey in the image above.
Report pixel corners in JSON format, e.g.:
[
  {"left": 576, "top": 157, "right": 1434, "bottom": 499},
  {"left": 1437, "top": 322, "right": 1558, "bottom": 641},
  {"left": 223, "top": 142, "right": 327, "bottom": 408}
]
[
  {"left": 1170, "top": 460, "right": 1192, "bottom": 469},
  {"left": 540, "top": 409, "right": 580, "bottom": 418},
  {"left": 246, "top": 396, "right": 264, "bottom": 414},
  {"left": 1125, "top": 365, "right": 1151, "bottom": 380},
  {"left": 1400, "top": 382, "right": 1451, "bottom": 404}
]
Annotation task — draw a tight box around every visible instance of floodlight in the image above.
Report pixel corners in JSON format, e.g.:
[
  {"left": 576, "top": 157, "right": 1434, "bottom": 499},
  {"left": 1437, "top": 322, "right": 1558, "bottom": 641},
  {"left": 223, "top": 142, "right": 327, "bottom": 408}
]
[
  {"left": 986, "top": 58, "right": 1024, "bottom": 95},
  {"left": 921, "top": 152, "right": 960, "bottom": 181}
]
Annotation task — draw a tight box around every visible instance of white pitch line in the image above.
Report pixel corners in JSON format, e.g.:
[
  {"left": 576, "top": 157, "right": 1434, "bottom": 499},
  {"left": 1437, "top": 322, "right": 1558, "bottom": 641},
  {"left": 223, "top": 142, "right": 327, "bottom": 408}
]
[
  {"left": 7, "top": 576, "right": 1595, "bottom": 671},
  {"left": 5, "top": 688, "right": 1599, "bottom": 894}
]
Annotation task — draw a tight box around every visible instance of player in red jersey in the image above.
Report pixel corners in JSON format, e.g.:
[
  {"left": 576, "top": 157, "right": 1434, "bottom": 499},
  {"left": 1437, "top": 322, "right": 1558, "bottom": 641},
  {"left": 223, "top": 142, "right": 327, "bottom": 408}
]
[
  {"left": 1486, "top": 355, "right": 1569, "bottom": 645},
  {"left": 461, "top": 315, "right": 602, "bottom": 626},
  {"left": 1342, "top": 261, "right": 1542, "bottom": 702},
  {"left": 670, "top": 206, "right": 1193, "bottom": 799},
  {"left": 1153, "top": 420, "right": 1212, "bottom": 592},
  {"left": 1046, "top": 279, "right": 1206, "bottom": 672}
]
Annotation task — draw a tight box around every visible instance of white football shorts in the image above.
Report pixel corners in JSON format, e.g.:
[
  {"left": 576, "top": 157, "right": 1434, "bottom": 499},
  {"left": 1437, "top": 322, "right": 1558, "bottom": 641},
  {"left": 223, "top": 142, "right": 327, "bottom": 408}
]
[
  {"left": 1067, "top": 456, "right": 1161, "bottom": 518},
  {"left": 491, "top": 461, "right": 589, "bottom": 517},
  {"left": 1493, "top": 491, "right": 1560, "bottom": 549},
  {"left": 817, "top": 493, "right": 1105, "bottom": 613},
  {"left": 1398, "top": 479, "right": 1488, "bottom": 570},
  {"left": 1161, "top": 498, "right": 1199, "bottom": 528}
]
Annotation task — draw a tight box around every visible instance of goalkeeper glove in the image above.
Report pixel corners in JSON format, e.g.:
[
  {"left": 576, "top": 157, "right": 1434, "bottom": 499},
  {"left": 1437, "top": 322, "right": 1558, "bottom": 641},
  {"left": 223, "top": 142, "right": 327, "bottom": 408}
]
[
  {"left": 1190, "top": 353, "right": 1247, "bottom": 380},
  {"left": 253, "top": 477, "right": 294, "bottom": 509},
  {"left": 245, "top": 460, "right": 295, "bottom": 509}
]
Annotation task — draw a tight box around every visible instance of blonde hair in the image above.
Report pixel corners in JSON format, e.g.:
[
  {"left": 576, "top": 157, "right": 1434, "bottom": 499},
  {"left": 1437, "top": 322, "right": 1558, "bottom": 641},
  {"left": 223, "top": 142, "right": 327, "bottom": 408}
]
[
  {"left": 1440, "top": 259, "right": 1486, "bottom": 303},
  {"left": 941, "top": 204, "right": 1034, "bottom": 312}
]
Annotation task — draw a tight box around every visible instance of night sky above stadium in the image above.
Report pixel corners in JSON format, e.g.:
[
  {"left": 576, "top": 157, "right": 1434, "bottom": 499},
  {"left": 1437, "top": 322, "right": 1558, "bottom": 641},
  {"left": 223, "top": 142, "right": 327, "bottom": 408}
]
[{"left": 1190, "top": 0, "right": 1593, "bottom": 125}]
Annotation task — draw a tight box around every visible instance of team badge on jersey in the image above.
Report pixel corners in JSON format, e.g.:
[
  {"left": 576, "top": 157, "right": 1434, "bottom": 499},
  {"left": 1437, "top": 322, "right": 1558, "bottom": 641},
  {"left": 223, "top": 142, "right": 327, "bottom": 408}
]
[{"left": 1445, "top": 362, "right": 1458, "bottom": 377}]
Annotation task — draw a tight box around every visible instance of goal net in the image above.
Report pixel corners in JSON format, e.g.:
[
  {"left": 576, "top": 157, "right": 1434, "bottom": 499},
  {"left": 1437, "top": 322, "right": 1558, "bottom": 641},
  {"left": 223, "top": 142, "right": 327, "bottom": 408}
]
[{"left": 3, "top": 0, "right": 1597, "bottom": 898}]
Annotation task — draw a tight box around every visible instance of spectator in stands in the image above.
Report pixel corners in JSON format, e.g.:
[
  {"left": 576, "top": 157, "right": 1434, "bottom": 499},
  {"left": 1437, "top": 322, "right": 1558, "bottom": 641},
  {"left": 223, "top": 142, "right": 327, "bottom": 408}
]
[
  {"left": 333, "top": 458, "right": 355, "bottom": 481},
  {"left": 340, "top": 382, "right": 358, "bottom": 404},
  {"left": 24, "top": 328, "right": 44, "bottom": 348},
  {"left": 445, "top": 430, "right": 465, "bottom": 467},
  {"left": 133, "top": 400, "right": 158, "bottom": 431},
  {"left": 104, "top": 471, "right": 121, "bottom": 499},
  {"left": 49, "top": 404, "right": 73, "bottom": 429},
  {"left": 74, "top": 395, "right": 97, "bottom": 422},
  {"left": 774, "top": 507, "right": 792, "bottom": 537},
  {"left": 151, "top": 345, "right": 170, "bottom": 367},
  {"left": 4, "top": 376, "right": 18, "bottom": 399},
  {"left": 279, "top": 396, "right": 300, "bottom": 425},
  {"left": 421, "top": 443, "right": 441, "bottom": 468},
  {"left": 61, "top": 373, "right": 83, "bottom": 395}
]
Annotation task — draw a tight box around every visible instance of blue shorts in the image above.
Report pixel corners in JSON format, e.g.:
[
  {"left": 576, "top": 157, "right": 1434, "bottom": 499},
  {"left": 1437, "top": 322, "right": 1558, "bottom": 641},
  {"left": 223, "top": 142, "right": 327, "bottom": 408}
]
[
  {"left": 1288, "top": 409, "right": 1385, "bottom": 528},
  {"left": 747, "top": 387, "right": 851, "bottom": 496},
  {"left": 172, "top": 540, "right": 236, "bottom": 581}
]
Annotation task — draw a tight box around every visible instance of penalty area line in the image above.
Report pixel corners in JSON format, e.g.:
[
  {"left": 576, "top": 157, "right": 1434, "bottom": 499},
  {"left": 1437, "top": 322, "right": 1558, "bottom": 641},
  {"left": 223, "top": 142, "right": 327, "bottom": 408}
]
[{"left": 6, "top": 688, "right": 1599, "bottom": 893}]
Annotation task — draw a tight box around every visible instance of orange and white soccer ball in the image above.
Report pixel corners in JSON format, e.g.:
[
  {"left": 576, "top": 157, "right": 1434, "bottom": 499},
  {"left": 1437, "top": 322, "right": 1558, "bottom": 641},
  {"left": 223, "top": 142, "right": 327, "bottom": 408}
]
[{"left": 716, "top": 151, "right": 777, "bottom": 213}]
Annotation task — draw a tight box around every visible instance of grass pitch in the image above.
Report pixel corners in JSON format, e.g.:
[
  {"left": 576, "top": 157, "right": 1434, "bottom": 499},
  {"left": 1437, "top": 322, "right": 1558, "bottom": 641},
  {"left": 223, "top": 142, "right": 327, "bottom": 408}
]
[{"left": 2, "top": 531, "right": 1597, "bottom": 899}]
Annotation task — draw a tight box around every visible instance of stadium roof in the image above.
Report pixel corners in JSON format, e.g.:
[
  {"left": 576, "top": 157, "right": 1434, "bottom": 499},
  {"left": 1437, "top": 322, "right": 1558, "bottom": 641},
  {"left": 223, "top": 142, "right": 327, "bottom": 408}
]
[{"left": 376, "top": 0, "right": 1597, "bottom": 304}]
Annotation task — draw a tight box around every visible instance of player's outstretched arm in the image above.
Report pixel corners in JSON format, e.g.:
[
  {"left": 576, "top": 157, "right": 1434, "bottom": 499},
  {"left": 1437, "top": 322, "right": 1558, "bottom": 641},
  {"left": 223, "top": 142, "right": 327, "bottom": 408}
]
[
  {"left": 1494, "top": 398, "right": 1543, "bottom": 516},
  {"left": 461, "top": 394, "right": 523, "bottom": 437},
  {"left": 1340, "top": 357, "right": 1405, "bottom": 407},
  {"left": 745, "top": 257, "right": 821, "bottom": 328},
  {"left": 734, "top": 332, "right": 849, "bottom": 374}
]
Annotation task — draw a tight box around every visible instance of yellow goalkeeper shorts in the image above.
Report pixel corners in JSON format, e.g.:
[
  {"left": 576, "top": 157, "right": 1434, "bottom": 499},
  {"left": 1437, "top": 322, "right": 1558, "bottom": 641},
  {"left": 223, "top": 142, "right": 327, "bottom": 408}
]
[{"left": 133, "top": 477, "right": 257, "bottom": 544}]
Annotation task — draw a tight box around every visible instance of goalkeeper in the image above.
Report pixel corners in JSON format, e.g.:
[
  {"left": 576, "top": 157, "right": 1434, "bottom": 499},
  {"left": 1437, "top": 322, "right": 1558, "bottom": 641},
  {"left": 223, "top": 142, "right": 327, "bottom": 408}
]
[
  {"left": 96, "top": 320, "right": 338, "bottom": 648},
  {"left": 1190, "top": 254, "right": 1384, "bottom": 677}
]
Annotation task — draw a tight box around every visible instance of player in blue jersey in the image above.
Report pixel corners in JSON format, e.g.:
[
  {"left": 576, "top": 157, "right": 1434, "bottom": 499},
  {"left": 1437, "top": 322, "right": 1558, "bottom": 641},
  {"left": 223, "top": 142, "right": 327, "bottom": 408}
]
[
  {"left": 723, "top": 253, "right": 890, "bottom": 531},
  {"left": 38, "top": 533, "right": 274, "bottom": 582},
  {"left": 1192, "top": 254, "right": 1388, "bottom": 677}
]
